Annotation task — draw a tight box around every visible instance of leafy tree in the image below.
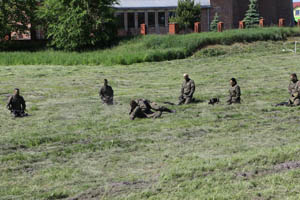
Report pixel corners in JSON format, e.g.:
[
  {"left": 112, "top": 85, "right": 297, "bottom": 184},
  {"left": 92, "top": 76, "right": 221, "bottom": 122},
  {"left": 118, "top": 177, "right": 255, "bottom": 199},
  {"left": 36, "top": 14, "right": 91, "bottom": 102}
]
[
  {"left": 169, "top": 0, "right": 201, "bottom": 31},
  {"left": 210, "top": 12, "right": 220, "bottom": 31},
  {"left": 0, "top": 0, "right": 39, "bottom": 40},
  {"left": 243, "top": 0, "right": 260, "bottom": 28},
  {"left": 37, "top": 0, "right": 118, "bottom": 51}
]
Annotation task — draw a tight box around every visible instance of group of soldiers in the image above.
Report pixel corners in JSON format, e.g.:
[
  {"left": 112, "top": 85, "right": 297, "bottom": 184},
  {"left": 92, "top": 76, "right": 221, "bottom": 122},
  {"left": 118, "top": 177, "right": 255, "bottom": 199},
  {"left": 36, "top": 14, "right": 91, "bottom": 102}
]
[
  {"left": 8, "top": 72, "right": 300, "bottom": 120},
  {"left": 6, "top": 73, "right": 242, "bottom": 120}
]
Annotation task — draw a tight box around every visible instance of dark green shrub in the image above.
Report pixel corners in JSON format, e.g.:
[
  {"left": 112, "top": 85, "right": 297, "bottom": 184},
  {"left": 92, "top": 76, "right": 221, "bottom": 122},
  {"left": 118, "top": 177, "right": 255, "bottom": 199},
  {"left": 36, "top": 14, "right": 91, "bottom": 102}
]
[
  {"left": 200, "top": 48, "right": 227, "bottom": 57},
  {"left": 210, "top": 13, "right": 220, "bottom": 32},
  {"left": 243, "top": 0, "right": 260, "bottom": 28}
]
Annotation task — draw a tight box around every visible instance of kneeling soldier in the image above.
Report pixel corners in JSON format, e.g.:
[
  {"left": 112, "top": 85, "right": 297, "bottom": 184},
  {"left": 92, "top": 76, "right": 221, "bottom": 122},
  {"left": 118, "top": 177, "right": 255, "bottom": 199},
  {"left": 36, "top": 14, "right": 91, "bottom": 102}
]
[
  {"left": 129, "top": 99, "right": 175, "bottom": 120},
  {"left": 7, "top": 88, "right": 28, "bottom": 117},
  {"left": 227, "top": 78, "right": 241, "bottom": 105},
  {"left": 288, "top": 73, "right": 300, "bottom": 106},
  {"left": 178, "top": 73, "right": 195, "bottom": 105},
  {"left": 99, "top": 79, "right": 114, "bottom": 105}
]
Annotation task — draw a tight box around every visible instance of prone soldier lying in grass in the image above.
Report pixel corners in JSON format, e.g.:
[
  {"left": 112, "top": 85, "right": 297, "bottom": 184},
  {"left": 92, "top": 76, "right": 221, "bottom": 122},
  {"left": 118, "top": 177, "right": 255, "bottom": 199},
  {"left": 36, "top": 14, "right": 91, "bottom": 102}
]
[{"left": 129, "top": 99, "right": 175, "bottom": 120}]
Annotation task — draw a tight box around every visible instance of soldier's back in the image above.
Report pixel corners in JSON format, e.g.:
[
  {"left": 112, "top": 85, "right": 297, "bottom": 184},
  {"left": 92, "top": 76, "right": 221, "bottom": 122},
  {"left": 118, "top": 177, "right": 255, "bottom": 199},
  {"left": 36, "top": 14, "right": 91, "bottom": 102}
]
[{"left": 11, "top": 95, "right": 24, "bottom": 109}]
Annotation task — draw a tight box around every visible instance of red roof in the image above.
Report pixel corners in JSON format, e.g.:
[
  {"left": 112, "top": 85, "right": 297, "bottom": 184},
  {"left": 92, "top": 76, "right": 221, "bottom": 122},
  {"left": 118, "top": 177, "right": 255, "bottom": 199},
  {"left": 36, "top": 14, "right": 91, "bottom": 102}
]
[{"left": 294, "top": 2, "right": 300, "bottom": 8}]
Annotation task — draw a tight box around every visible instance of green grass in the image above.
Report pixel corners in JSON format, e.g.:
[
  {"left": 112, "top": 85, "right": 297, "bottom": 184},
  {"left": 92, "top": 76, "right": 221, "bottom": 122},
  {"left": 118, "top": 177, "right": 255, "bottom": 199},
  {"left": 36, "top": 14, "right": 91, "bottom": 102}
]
[
  {"left": 1, "top": 27, "right": 300, "bottom": 66},
  {"left": 1, "top": 39, "right": 300, "bottom": 199}
]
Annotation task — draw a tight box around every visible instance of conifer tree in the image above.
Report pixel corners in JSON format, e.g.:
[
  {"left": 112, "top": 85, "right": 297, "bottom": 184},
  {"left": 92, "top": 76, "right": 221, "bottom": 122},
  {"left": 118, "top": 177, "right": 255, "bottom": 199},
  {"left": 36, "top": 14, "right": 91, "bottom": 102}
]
[
  {"left": 210, "top": 12, "right": 219, "bottom": 31},
  {"left": 243, "top": 0, "right": 260, "bottom": 28},
  {"left": 169, "top": 0, "right": 201, "bottom": 31}
]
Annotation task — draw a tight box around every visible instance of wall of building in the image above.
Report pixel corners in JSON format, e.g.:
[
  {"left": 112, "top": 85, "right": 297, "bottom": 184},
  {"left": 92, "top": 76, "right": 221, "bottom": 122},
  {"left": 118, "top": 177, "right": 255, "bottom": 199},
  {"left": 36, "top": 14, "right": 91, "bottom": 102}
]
[
  {"left": 201, "top": 8, "right": 210, "bottom": 31},
  {"left": 212, "top": 0, "right": 293, "bottom": 29},
  {"left": 116, "top": 8, "right": 210, "bottom": 35},
  {"left": 235, "top": 0, "right": 294, "bottom": 27},
  {"left": 277, "top": 0, "right": 294, "bottom": 26},
  {"left": 210, "top": 0, "right": 234, "bottom": 30},
  {"left": 116, "top": 0, "right": 294, "bottom": 36},
  {"left": 232, "top": 0, "right": 248, "bottom": 28}
]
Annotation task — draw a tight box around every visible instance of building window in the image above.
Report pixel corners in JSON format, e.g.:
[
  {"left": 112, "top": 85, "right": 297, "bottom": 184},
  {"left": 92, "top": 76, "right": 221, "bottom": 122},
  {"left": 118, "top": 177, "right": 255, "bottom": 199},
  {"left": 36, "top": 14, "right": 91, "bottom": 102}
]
[
  {"left": 158, "top": 12, "right": 165, "bottom": 26},
  {"left": 169, "top": 12, "right": 175, "bottom": 18},
  {"left": 36, "top": 25, "right": 45, "bottom": 40},
  {"left": 116, "top": 13, "right": 125, "bottom": 29},
  {"left": 138, "top": 12, "right": 145, "bottom": 27},
  {"left": 128, "top": 13, "right": 135, "bottom": 28},
  {"left": 148, "top": 12, "right": 155, "bottom": 27},
  {"left": 296, "top": 10, "right": 300, "bottom": 16}
]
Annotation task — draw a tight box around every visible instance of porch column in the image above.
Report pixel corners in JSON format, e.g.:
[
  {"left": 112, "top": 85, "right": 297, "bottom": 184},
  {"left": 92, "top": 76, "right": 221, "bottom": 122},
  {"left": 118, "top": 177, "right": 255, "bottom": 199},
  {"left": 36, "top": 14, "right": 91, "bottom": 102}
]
[
  {"left": 134, "top": 12, "right": 138, "bottom": 29},
  {"left": 124, "top": 12, "right": 128, "bottom": 32},
  {"left": 165, "top": 11, "right": 169, "bottom": 27},
  {"left": 155, "top": 11, "right": 159, "bottom": 33},
  {"left": 145, "top": 11, "right": 148, "bottom": 27}
]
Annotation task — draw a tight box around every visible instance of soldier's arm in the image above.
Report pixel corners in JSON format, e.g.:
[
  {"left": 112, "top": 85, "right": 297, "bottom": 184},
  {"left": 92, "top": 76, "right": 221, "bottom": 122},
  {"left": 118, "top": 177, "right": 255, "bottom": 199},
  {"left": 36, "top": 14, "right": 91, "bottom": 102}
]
[
  {"left": 188, "top": 81, "right": 195, "bottom": 96},
  {"left": 227, "top": 97, "right": 232, "bottom": 103},
  {"left": 236, "top": 86, "right": 241, "bottom": 97},
  {"left": 180, "top": 83, "right": 184, "bottom": 95},
  {"left": 129, "top": 103, "right": 137, "bottom": 115},
  {"left": 227, "top": 90, "right": 232, "bottom": 103},
  {"left": 6, "top": 96, "right": 12, "bottom": 110},
  {"left": 129, "top": 108, "right": 134, "bottom": 115},
  {"left": 21, "top": 97, "right": 26, "bottom": 111},
  {"left": 288, "top": 84, "right": 292, "bottom": 94},
  {"left": 99, "top": 88, "right": 104, "bottom": 97},
  {"left": 232, "top": 86, "right": 241, "bottom": 101},
  {"left": 130, "top": 107, "right": 139, "bottom": 120},
  {"left": 293, "top": 90, "right": 300, "bottom": 98},
  {"left": 293, "top": 83, "right": 300, "bottom": 97}
]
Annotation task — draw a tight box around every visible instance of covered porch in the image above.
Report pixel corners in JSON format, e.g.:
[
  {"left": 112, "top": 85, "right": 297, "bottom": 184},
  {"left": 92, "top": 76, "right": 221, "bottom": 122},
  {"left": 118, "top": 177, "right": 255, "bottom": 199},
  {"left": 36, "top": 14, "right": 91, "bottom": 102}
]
[{"left": 114, "top": 0, "right": 211, "bottom": 36}]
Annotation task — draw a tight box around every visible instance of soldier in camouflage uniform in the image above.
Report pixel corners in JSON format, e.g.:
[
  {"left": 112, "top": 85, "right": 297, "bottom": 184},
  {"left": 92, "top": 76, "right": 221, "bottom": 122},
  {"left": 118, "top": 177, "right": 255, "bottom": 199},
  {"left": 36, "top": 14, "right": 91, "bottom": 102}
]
[
  {"left": 129, "top": 99, "right": 175, "bottom": 120},
  {"left": 288, "top": 73, "right": 300, "bottom": 106},
  {"left": 6, "top": 88, "right": 28, "bottom": 117},
  {"left": 99, "top": 79, "right": 114, "bottom": 105},
  {"left": 178, "top": 74, "right": 195, "bottom": 105},
  {"left": 227, "top": 78, "right": 241, "bottom": 105}
]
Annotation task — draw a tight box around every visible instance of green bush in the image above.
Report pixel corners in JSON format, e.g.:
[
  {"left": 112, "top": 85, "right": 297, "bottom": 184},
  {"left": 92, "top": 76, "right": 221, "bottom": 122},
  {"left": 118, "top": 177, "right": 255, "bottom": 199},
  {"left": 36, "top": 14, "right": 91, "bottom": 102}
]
[
  {"left": 0, "top": 27, "right": 300, "bottom": 66},
  {"left": 37, "top": 0, "right": 118, "bottom": 51},
  {"left": 210, "top": 13, "right": 220, "bottom": 32},
  {"left": 200, "top": 48, "right": 227, "bottom": 57},
  {"left": 243, "top": 0, "right": 260, "bottom": 28},
  {"left": 169, "top": 0, "right": 201, "bottom": 30}
]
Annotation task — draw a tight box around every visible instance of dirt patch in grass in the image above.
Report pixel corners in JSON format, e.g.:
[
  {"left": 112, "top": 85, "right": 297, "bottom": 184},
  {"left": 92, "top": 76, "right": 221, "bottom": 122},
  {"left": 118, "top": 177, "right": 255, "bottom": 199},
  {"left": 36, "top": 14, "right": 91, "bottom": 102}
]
[
  {"left": 274, "top": 161, "right": 300, "bottom": 170},
  {"left": 237, "top": 161, "right": 300, "bottom": 179}
]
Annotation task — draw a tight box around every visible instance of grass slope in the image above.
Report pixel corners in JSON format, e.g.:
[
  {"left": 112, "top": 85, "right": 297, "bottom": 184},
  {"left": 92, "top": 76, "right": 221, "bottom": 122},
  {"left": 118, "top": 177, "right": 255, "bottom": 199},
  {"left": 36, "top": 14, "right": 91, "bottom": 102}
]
[
  {"left": 1, "top": 27, "right": 300, "bottom": 66},
  {"left": 1, "top": 40, "right": 300, "bottom": 199}
]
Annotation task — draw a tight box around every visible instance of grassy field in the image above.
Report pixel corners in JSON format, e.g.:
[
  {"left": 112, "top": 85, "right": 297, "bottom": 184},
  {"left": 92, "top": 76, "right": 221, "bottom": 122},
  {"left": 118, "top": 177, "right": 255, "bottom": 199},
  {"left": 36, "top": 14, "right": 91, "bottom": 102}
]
[
  {"left": 1, "top": 27, "right": 300, "bottom": 66},
  {"left": 1, "top": 39, "right": 300, "bottom": 199}
]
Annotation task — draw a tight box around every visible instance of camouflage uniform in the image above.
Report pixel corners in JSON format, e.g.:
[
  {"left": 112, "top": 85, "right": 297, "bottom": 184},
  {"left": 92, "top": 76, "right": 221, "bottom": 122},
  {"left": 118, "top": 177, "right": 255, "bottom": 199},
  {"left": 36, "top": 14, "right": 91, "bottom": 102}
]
[
  {"left": 227, "top": 84, "right": 241, "bottom": 104},
  {"left": 129, "top": 99, "right": 174, "bottom": 120},
  {"left": 99, "top": 84, "right": 114, "bottom": 105},
  {"left": 7, "top": 94, "right": 27, "bottom": 117},
  {"left": 178, "top": 78, "right": 195, "bottom": 105},
  {"left": 288, "top": 80, "right": 300, "bottom": 106}
]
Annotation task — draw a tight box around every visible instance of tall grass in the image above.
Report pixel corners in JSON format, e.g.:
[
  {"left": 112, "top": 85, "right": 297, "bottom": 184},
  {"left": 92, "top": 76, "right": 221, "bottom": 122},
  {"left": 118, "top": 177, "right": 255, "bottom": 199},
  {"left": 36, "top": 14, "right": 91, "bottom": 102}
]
[{"left": 1, "top": 27, "right": 299, "bottom": 66}]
